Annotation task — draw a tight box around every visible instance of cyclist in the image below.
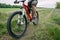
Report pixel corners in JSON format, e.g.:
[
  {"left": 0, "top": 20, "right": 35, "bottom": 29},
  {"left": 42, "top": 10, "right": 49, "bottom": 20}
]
[
  {"left": 28, "top": 0, "right": 38, "bottom": 22},
  {"left": 14, "top": 0, "right": 38, "bottom": 22}
]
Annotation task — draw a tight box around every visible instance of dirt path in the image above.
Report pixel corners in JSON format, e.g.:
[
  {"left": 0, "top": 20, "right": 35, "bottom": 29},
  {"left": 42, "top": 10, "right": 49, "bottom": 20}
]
[
  {"left": 41, "top": 9, "right": 55, "bottom": 24},
  {"left": 20, "top": 24, "right": 36, "bottom": 40}
]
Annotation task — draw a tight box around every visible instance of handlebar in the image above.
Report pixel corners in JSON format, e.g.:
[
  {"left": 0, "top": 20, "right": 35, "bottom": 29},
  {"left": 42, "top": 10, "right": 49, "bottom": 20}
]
[{"left": 14, "top": 0, "right": 25, "bottom": 4}]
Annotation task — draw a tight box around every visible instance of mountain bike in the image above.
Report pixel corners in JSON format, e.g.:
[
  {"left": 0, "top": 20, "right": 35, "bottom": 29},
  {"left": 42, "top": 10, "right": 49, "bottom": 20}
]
[{"left": 7, "top": 0, "right": 39, "bottom": 39}]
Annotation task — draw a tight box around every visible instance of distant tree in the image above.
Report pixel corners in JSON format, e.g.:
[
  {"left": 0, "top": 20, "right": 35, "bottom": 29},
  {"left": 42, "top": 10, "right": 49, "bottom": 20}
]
[{"left": 56, "top": 2, "right": 60, "bottom": 9}]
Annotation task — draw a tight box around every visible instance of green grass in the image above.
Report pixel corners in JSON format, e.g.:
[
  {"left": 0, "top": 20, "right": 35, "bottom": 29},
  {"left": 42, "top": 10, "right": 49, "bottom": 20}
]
[
  {"left": 0, "top": 8, "right": 19, "bottom": 37},
  {"left": 51, "top": 10, "right": 60, "bottom": 25},
  {"left": 0, "top": 8, "right": 60, "bottom": 40},
  {"left": 46, "top": 24, "right": 60, "bottom": 40},
  {"left": 0, "top": 8, "right": 19, "bottom": 13}
]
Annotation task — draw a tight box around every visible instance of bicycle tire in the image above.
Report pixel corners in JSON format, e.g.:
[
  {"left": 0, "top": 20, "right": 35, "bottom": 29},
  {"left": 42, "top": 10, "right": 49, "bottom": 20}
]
[{"left": 7, "top": 11, "right": 27, "bottom": 39}]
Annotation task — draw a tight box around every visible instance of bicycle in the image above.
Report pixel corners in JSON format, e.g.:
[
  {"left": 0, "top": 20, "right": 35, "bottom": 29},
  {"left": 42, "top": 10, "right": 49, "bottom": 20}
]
[{"left": 7, "top": 0, "right": 39, "bottom": 39}]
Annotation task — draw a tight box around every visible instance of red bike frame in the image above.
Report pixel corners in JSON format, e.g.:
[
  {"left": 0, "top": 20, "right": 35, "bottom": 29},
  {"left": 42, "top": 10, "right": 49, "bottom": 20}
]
[{"left": 23, "top": 3, "right": 32, "bottom": 21}]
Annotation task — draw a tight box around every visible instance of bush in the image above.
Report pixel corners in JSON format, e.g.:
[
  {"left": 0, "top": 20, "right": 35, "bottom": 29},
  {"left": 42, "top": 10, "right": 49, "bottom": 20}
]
[
  {"left": 56, "top": 2, "right": 60, "bottom": 8},
  {"left": 46, "top": 24, "right": 60, "bottom": 40}
]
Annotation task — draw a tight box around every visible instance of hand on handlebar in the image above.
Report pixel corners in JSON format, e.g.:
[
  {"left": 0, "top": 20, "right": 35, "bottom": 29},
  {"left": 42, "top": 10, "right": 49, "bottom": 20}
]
[
  {"left": 14, "top": 0, "right": 19, "bottom": 4},
  {"left": 14, "top": 0, "right": 26, "bottom": 4}
]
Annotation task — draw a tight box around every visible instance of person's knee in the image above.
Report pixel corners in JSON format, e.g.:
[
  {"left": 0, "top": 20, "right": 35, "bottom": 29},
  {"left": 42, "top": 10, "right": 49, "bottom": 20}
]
[{"left": 32, "top": 5, "right": 36, "bottom": 8}]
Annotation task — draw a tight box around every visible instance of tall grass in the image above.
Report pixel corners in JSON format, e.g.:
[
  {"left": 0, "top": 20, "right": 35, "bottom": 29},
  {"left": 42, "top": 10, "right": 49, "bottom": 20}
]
[
  {"left": 46, "top": 24, "right": 60, "bottom": 40},
  {"left": 46, "top": 9, "right": 60, "bottom": 40},
  {"left": 51, "top": 9, "right": 60, "bottom": 25}
]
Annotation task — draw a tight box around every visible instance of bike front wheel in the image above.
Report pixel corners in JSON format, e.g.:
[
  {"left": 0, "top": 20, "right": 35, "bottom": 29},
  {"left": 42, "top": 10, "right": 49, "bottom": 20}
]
[{"left": 7, "top": 11, "right": 27, "bottom": 39}]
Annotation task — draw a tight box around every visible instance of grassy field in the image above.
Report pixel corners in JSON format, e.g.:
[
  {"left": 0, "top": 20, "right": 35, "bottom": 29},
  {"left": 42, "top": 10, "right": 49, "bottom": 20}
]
[{"left": 0, "top": 8, "right": 60, "bottom": 40}]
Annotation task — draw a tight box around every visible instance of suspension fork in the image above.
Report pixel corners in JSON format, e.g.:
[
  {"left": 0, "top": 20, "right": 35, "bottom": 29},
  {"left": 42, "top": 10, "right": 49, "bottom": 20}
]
[{"left": 17, "top": 8, "right": 25, "bottom": 23}]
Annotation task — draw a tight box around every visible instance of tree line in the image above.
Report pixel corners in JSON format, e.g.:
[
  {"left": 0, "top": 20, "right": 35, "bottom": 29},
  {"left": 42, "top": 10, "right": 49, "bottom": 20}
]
[
  {"left": 0, "top": 3, "right": 60, "bottom": 8},
  {"left": 0, "top": 3, "right": 20, "bottom": 8}
]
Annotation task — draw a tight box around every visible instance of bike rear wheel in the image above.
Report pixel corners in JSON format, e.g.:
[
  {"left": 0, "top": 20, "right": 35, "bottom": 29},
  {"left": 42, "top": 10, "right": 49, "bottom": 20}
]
[{"left": 7, "top": 11, "right": 27, "bottom": 39}]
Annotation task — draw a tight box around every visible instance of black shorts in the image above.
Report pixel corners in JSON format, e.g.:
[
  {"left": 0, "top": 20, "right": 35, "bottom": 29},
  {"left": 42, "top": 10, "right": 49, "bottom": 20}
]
[{"left": 28, "top": 0, "right": 38, "bottom": 8}]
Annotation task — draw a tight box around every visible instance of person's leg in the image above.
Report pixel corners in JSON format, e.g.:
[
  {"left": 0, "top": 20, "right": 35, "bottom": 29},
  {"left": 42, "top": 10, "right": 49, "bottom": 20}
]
[
  {"left": 32, "top": 5, "right": 37, "bottom": 17},
  {"left": 32, "top": 5, "right": 37, "bottom": 23},
  {"left": 32, "top": 1, "right": 38, "bottom": 17},
  {"left": 31, "top": 0, "right": 38, "bottom": 23}
]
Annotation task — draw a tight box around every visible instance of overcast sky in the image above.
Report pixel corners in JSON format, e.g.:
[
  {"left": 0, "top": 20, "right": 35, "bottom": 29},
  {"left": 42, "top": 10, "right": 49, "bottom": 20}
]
[{"left": 0, "top": 0, "right": 60, "bottom": 8}]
